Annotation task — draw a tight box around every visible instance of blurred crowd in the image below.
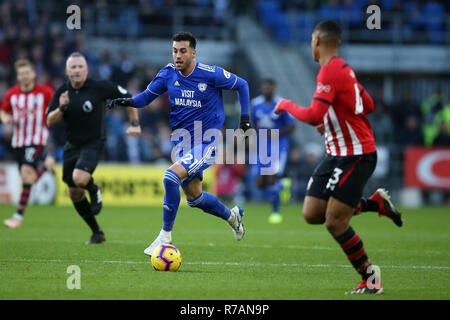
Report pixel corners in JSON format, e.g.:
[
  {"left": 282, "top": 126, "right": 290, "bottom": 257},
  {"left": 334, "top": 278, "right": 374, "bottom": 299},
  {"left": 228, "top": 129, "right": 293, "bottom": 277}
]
[
  {"left": 0, "top": 0, "right": 232, "bottom": 41},
  {"left": 369, "top": 89, "right": 450, "bottom": 149},
  {"left": 256, "top": 0, "right": 450, "bottom": 44},
  {"left": 0, "top": 0, "right": 181, "bottom": 165}
]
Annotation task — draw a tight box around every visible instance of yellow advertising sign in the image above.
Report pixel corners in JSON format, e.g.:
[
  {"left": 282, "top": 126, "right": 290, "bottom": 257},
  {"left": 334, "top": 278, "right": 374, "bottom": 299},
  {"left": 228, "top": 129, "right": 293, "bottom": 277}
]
[{"left": 55, "top": 164, "right": 214, "bottom": 206}]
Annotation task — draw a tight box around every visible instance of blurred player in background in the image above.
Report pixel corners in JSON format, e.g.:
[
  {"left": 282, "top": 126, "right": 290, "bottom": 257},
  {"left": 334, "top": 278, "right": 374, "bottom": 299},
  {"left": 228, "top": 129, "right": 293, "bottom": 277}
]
[
  {"left": 1, "top": 59, "right": 55, "bottom": 228},
  {"left": 46, "top": 52, "right": 141, "bottom": 244},
  {"left": 275, "top": 20, "right": 403, "bottom": 294},
  {"left": 109, "top": 32, "right": 251, "bottom": 257},
  {"left": 251, "top": 78, "right": 296, "bottom": 224},
  {"left": 215, "top": 144, "right": 246, "bottom": 203}
]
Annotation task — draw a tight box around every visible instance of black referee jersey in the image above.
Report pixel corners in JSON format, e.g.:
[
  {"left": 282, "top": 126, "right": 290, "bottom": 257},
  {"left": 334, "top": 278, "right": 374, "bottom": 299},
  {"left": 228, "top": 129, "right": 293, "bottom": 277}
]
[{"left": 46, "top": 79, "right": 131, "bottom": 146}]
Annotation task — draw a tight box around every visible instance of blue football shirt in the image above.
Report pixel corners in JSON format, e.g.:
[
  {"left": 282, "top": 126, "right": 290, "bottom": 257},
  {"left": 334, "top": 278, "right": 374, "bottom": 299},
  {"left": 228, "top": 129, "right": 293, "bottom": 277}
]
[
  {"left": 147, "top": 62, "right": 240, "bottom": 144},
  {"left": 251, "top": 95, "right": 295, "bottom": 149}
]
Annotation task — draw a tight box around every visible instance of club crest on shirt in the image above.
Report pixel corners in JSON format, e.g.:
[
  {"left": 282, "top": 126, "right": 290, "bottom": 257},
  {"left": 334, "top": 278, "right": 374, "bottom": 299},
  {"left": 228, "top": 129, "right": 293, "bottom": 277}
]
[
  {"left": 82, "top": 100, "right": 93, "bottom": 112},
  {"left": 223, "top": 69, "right": 231, "bottom": 79},
  {"left": 198, "top": 82, "right": 207, "bottom": 92},
  {"left": 316, "top": 82, "right": 331, "bottom": 93}
]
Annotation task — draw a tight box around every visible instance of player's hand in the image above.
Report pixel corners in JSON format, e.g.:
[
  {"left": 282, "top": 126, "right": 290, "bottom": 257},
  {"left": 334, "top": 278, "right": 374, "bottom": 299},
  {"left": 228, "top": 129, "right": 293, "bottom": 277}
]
[
  {"left": 315, "top": 123, "right": 325, "bottom": 136},
  {"left": 59, "top": 91, "right": 69, "bottom": 109},
  {"left": 126, "top": 124, "right": 142, "bottom": 137},
  {"left": 107, "top": 98, "right": 134, "bottom": 109},
  {"left": 1, "top": 112, "right": 14, "bottom": 125},
  {"left": 239, "top": 114, "right": 252, "bottom": 133}
]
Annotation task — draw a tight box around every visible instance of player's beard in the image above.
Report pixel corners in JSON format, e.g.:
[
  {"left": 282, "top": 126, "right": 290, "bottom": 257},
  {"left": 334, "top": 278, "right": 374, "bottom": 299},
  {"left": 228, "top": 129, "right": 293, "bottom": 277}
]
[
  {"left": 177, "top": 61, "right": 187, "bottom": 72},
  {"left": 177, "top": 58, "right": 194, "bottom": 73}
]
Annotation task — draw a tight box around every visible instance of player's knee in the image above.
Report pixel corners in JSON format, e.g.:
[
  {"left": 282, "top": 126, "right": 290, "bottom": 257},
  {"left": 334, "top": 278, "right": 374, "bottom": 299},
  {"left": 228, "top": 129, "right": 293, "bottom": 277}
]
[
  {"left": 20, "top": 165, "right": 36, "bottom": 183},
  {"left": 72, "top": 175, "right": 87, "bottom": 187},
  {"left": 325, "top": 217, "right": 346, "bottom": 236},
  {"left": 302, "top": 209, "right": 325, "bottom": 225},
  {"left": 72, "top": 170, "right": 90, "bottom": 187}
]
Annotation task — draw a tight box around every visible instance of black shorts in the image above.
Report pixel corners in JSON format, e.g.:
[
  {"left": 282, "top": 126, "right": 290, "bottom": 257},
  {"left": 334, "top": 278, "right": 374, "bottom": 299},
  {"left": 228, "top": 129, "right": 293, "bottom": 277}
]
[
  {"left": 14, "top": 145, "right": 46, "bottom": 169},
  {"left": 306, "top": 152, "right": 377, "bottom": 208},
  {"left": 63, "top": 140, "right": 105, "bottom": 187}
]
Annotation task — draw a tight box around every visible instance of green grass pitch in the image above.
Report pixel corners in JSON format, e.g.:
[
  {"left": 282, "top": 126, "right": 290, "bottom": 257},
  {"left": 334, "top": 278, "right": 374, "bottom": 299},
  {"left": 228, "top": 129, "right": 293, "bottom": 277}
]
[{"left": 0, "top": 203, "right": 449, "bottom": 300}]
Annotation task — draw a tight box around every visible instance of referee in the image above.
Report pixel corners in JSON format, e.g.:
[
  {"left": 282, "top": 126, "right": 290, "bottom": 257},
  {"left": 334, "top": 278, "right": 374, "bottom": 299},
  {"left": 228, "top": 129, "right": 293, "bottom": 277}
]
[{"left": 46, "top": 52, "right": 141, "bottom": 244}]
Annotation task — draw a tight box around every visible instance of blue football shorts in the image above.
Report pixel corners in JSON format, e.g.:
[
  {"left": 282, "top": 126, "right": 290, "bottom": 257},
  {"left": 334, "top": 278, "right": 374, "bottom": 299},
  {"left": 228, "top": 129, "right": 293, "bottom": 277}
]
[{"left": 174, "top": 142, "right": 217, "bottom": 189}]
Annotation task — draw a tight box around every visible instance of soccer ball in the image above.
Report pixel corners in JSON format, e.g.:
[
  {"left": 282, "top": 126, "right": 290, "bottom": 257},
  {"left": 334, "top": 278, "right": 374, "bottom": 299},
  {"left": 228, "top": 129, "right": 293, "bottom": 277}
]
[{"left": 150, "top": 244, "right": 182, "bottom": 271}]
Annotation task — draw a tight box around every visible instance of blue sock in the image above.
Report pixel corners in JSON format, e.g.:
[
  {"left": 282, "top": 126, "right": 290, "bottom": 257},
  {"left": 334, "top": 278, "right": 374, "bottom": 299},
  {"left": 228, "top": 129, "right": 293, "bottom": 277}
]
[
  {"left": 268, "top": 181, "right": 281, "bottom": 214},
  {"left": 162, "top": 170, "right": 182, "bottom": 231},
  {"left": 187, "top": 192, "right": 231, "bottom": 220}
]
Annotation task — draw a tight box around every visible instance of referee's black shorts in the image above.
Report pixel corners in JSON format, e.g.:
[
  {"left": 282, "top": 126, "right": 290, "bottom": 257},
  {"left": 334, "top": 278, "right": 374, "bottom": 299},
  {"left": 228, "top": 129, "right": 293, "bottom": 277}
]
[
  {"left": 62, "top": 139, "right": 105, "bottom": 187},
  {"left": 305, "top": 152, "right": 377, "bottom": 208}
]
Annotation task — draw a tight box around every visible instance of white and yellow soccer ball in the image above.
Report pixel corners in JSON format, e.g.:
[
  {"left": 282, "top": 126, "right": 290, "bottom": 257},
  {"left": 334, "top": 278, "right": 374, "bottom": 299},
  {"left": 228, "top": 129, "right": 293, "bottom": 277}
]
[{"left": 150, "top": 244, "right": 182, "bottom": 271}]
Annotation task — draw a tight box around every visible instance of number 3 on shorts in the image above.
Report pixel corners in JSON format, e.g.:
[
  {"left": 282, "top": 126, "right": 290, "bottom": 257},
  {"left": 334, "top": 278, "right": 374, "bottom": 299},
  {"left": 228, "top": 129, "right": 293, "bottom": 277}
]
[{"left": 326, "top": 168, "right": 343, "bottom": 191}]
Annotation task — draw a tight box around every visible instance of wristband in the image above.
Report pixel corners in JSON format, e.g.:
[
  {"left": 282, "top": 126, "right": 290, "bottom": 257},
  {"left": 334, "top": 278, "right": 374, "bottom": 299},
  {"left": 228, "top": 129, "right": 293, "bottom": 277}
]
[{"left": 130, "top": 120, "right": 140, "bottom": 127}]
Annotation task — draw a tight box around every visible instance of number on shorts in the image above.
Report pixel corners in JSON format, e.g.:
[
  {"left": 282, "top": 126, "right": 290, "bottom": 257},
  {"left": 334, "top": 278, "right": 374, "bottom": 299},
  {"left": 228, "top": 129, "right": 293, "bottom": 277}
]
[
  {"left": 326, "top": 168, "right": 343, "bottom": 191},
  {"left": 180, "top": 153, "right": 200, "bottom": 169},
  {"left": 180, "top": 154, "right": 193, "bottom": 164}
]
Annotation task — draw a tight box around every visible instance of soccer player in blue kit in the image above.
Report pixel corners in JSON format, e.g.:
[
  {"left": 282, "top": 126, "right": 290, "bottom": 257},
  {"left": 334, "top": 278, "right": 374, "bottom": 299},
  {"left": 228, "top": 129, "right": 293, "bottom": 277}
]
[
  {"left": 251, "top": 79, "right": 296, "bottom": 224},
  {"left": 109, "top": 32, "right": 251, "bottom": 256}
]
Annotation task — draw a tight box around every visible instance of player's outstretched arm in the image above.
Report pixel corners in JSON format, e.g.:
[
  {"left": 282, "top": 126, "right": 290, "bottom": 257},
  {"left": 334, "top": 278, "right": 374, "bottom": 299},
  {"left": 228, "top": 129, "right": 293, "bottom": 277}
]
[
  {"left": 232, "top": 77, "right": 251, "bottom": 132},
  {"left": 108, "top": 90, "right": 159, "bottom": 109},
  {"left": 274, "top": 98, "right": 328, "bottom": 126}
]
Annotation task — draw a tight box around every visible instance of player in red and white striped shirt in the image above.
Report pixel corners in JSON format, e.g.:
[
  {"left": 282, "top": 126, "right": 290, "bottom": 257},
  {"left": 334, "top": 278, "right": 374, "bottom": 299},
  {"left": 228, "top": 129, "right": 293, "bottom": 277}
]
[
  {"left": 275, "top": 20, "right": 403, "bottom": 294},
  {"left": 1, "top": 59, "right": 55, "bottom": 228}
]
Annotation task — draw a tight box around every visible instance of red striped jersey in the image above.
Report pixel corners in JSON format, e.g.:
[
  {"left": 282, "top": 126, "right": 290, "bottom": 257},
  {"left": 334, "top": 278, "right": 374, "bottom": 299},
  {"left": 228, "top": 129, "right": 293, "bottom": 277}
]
[
  {"left": 314, "top": 57, "right": 376, "bottom": 156},
  {"left": 1, "top": 84, "right": 54, "bottom": 148}
]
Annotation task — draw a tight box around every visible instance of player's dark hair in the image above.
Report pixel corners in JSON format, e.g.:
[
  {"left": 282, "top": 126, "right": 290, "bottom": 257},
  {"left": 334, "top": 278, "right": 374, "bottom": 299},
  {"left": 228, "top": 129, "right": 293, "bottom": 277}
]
[
  {"left": 172, "top": 32, "right": 197, "bottom": 49},
  {"left": 262, "top": 78, "right": 276, "bottom": 86},
  {"left": 313, "top": 20, "right": 342, "bottom": 46}
]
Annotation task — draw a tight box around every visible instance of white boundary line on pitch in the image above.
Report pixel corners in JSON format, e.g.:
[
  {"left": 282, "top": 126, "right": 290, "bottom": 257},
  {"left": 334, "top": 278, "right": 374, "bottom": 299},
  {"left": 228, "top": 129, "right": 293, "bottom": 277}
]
[
  {"left": 0, "top": 257, "right": 449, "bottom": 270},
  {"left": 0, "top": 237, "right": 447, "bottom": 255}
]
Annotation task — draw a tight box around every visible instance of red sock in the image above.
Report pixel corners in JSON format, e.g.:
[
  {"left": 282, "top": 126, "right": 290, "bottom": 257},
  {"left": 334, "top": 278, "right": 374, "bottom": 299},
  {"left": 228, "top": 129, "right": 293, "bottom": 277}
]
[{"left": 334, "top": 226, "right": 372, "bottom": 280}]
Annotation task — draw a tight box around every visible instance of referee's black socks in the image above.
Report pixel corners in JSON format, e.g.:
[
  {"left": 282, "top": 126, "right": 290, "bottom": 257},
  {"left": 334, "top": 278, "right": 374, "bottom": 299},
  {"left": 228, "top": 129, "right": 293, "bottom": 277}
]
[
  {"left": 74, "top": 196, "right": 102, "bottom": 234},
  {"left": 84, "top": 177, "right": 97, "bottom": 194}
]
